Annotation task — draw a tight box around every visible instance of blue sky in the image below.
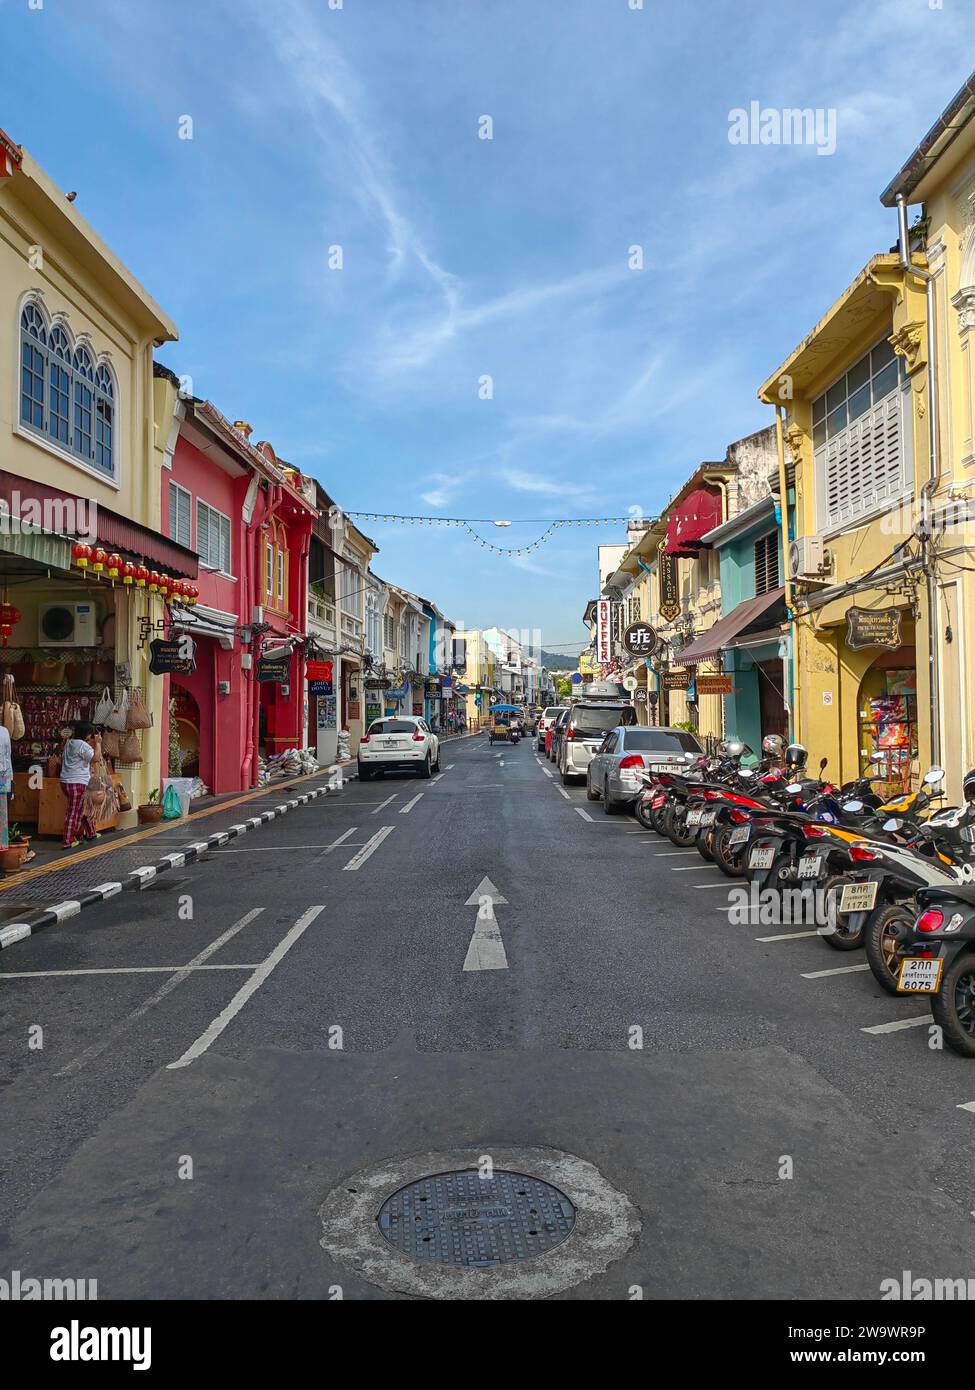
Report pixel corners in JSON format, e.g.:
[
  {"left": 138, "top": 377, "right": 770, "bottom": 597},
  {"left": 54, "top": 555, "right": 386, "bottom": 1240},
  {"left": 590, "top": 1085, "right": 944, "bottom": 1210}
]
[{"left": 3, "top": 0, "right": 973, "bottom": 650}]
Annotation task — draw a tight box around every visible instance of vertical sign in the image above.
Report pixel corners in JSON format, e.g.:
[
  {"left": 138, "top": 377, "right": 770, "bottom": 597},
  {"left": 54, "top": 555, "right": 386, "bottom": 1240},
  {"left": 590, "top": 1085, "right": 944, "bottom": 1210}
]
[
  {"left": 596, "top": 599, "right": 613, "bottom": 665},
  {"left": 658, "top": 548, "right": 680, "bottom": 623}
]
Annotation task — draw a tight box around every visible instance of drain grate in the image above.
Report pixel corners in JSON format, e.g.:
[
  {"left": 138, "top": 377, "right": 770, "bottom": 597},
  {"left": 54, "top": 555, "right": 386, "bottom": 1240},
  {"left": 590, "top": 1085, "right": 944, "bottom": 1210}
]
[{"left": 376, "top": 1169, "right": 575, "bottom": 1267}]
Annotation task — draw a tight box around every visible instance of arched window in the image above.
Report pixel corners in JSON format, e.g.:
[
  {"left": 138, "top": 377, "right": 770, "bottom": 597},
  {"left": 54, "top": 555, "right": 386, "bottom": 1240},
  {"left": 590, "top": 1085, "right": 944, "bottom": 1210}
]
[
  {"left": 20, "top": 303, "right": 47, "bottom": 429},
  {"left": 16, "top": 300, "right": 117, "bottom": 479}
]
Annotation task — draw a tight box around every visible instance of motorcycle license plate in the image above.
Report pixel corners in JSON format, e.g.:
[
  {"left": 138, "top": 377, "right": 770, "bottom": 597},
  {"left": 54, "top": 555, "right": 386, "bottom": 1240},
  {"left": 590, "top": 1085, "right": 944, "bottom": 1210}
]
[
  {"left": 686, "top": 809, "right": 702, "bottom": 826},
  {"left": 749, "top": 847, "right": 775, "bottom": 869},
  {"left": 839, "top": 882, "right": 877, "bottom": 913},
  {"left": 699, "top": 810, "right": 717, "bottom": 827},
  {"left": 797, "top": 856, "right": 822, "bottom": 880},
  {"left": 896, "top": 957, "right": 944, "bottom": 994},
  {"left": 729, "top": 826, "right": 750, "bottom": 847}
]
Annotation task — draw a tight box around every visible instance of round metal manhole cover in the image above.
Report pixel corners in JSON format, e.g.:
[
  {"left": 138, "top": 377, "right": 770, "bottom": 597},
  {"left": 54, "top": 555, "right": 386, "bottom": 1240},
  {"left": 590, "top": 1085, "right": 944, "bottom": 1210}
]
[{"left": 376, "top": 1169, "right": 576, "bottom": 1267}]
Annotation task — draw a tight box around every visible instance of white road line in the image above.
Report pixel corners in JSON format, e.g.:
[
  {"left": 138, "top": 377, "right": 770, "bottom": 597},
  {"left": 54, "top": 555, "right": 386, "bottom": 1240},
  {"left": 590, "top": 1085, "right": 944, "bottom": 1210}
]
[
  {"left": 400, "top": 794, "right": 424, "bottom": 814},
  {"left": 168, "top": 906, "right": 326, "bottom": 1069},
  {"left": 671, "top": 865, "right": 713, "bottom": 872},
  {"left": 343, "top": 825, "right": 395, "bottom": 870},
  {"left": 755, "top": 930, "right": 821, "bottom": 941},
  {"left": 654, "top": 851, "right": 697, "bottom": 857},
  {"left": 372, "top": 794, "right": 398, "bottom": 814},
  {"left": 557, "top": 788, "right": 571, "bottom": 799},
  {"left": 211, "top": 845, "right": 343, "bottom": 853},
  {"left": 446, "top": 764, "right": 455, "bottom": 770},
  {"left": 801, "top": 963, "right": 871, "bottom": 979},
  {"left": 55, "top": 907, "right": 267, "bottom": 1078},
  {"left": 321, "top": 826, "right": 357, "bottom": 855},
  {"left": 693, "top": 883, "right": 732, "bottom": 890},
  {"left": 957, "top": 1101, "right": 975, "bottom": 1113},
  {"left": 432, "top": 773, "right": 444, "bottom": 782},
  {"left": 861, "top": 1015, "right": 931, "bottom": 1035},
  {"left": 575, "top": 808, "right": 594, "bottom": 822},
  {"left": 4, "top": 964, "right": 258, "bottom": 979},
  {"left": 542, "top": 768, "right": 553, "bottom": 778}
]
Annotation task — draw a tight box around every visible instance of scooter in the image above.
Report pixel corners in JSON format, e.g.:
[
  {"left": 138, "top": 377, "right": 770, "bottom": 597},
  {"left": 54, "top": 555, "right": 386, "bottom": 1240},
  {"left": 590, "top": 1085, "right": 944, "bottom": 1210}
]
[{"left": 895, "top": 882, "right": 975, "bottom": 1057}]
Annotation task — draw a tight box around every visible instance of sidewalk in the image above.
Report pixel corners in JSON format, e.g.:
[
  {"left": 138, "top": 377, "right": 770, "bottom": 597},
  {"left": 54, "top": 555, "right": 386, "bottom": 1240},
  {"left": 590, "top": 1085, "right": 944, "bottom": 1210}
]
[{"left": 0, "top": 729, "right": 482, "bottom": 947}]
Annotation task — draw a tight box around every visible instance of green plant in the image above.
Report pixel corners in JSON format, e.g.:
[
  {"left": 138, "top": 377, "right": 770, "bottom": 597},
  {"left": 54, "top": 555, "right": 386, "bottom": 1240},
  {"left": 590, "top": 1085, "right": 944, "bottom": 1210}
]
[
  {"left": 147, "top": 788, "right": 160, "bottom": 804},
  {"left": 8, "top": 823, "right": 25, "bottom": 842},
  {"left": 672, "top": 719, "right": 697, "bottom": 733}
]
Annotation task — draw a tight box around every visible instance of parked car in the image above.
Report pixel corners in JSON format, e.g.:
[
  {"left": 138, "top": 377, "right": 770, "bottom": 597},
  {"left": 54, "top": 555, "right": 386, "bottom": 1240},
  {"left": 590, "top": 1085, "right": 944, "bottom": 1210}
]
[
  {"left": 547, "top": 707, "right": 571, "bottom": 762},
  {"left": 357, "top": 716, "right": 440, "bottom": 779},
  {"left": 558, "top": 698, "right": 637, "bottom": 784},
  {"left": 536, "top": 706, "right": 566, "bottom": 751},
  {"left": 587, "top": 726, "right": 705, "bottom": 813}
]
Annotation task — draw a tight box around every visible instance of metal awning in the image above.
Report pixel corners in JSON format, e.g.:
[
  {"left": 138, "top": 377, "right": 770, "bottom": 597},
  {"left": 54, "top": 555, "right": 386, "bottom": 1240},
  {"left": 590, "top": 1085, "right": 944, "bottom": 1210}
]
[
  {"left": 0, "top": 527, "right": 73, "bottom": 570},
  {"left": 673, "top": 588, "right": 785, "bottom": 665}
]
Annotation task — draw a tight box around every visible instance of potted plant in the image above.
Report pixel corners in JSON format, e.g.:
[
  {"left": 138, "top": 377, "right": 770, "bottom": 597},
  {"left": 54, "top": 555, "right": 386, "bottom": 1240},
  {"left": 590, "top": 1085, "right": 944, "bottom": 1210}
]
[
  {"left": 0, "top": 835, "right": 27, "bottom": 871},
  {"left": 137, "top": 788, "right": 164, "bottom": 824}
]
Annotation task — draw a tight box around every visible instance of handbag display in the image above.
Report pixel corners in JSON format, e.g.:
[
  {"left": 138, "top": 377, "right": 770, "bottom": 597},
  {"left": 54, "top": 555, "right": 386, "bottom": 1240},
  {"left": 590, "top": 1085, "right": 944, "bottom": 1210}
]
[
  {"left": 93, "top": 687, "right": 114, "bottom": 725},
  {"left": 105, "top": 688, "right": 129, "bottom": 733},
  {"left": 65, "top": 659, "right": 93, "bottom": 688},
  {"left": 31, "top": 657, "right": 67, "bottom": 687},
  {"left": 1, "top": 675, "right": 25, "bottom": 742},
  {"left": 126, "top": 688, "right": 152, "bottom": 731},
  {"left": 119, "top": 728, "right": 143, "bottom": 763},
  {"left": 82, "top": 752, "right": 118, "bottom": 824},
  {"left": 100, "top": 728, "right": 122, "bottom": 759}
]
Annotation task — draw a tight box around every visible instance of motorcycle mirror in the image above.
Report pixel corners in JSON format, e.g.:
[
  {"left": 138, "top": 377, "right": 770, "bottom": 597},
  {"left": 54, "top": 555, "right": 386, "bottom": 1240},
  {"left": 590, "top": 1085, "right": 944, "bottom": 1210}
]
[
  {"left": 683, "top": 752, "right": 697, "bottom": 762},
  {"left": 819, "top": 757, "right": 828, "bottom": 771},
  {"left": 882, "top": 817, "right": 902, "bottom": 832},
  {"left": 923, "top": 766, "right": 946, "bottom": 785},
  {"left": 739, "top": 769, "right": 754, "bottom": 778},
  {"left": 842, "top": 799, "right": 864, "bottom": 812}
]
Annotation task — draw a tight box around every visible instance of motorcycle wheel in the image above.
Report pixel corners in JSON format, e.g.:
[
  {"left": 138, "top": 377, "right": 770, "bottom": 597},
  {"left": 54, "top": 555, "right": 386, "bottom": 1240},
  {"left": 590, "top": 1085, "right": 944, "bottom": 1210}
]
[
  {"left": 665, "top": 806, "right": 697, "bottom": 848},
  {"left": 931, "top": 950, "right": 975, "bottom": 1057},
  {"left": 821, "top": 873, "right": 863, "bottom": 951},
  {"left": 649, "top": 802, "right": 668, "bottom": 835},
  {"left": 713, "top": 825, "right": 745, "bottom": 878},
  {"left": 696, "top": 827, "right": 714, "bottom": 861},
  {"left": 633, "top": 796, "right": 656, "bottom": 830},
  {"left": 864, "top": 902, "right": 913, "bottom": 995}
]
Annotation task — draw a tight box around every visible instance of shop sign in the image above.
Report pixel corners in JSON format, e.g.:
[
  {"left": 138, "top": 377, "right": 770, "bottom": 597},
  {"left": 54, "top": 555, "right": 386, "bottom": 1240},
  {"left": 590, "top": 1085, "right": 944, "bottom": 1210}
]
[
  {"left": 846, "top": 606, "right": 903, "bottom": 651},
  {"left": 441, "top": 677, "right": 453, "bottom": 689},
  {"left": 148, "top": 635, "right": 196, "bottom": 676},
  {"left": 663, "top": 667, "right": 690, "bottom": 690},
  {"left": 257, "top": 654, "right": 291, "bottom": 683},
  {"left": 634, "top": 689, "right": 648, "bottom": 703},
  {"left": 658, "top": 548, "right": 680, "bottom": 623},
  {"left": 364, "top": 678, "right": 388, "bottom": 690},
  {"left": 348, "top": 700, "right": 360, "bottom": 720},
  {"left": 306, "top": 659, "right": 334, "bottom": 688},
  {"left": 622, "top": 622, "right": 657, "bottom": 657},
  {"left": 696, "top": 674, "right": 733, "bottom": 695},
  {"left": 317, "top": 696, "right": 337, "bottom": 730},
  {"left": 596, "top": 599, "right": 613, "bottom": 664}
]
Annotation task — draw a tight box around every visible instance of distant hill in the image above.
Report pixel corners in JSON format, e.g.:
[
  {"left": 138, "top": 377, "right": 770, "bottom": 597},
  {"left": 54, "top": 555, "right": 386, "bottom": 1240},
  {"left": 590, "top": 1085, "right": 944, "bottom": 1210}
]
[{"left": 540, "top": 648, "right": 586, "bottom": 671}]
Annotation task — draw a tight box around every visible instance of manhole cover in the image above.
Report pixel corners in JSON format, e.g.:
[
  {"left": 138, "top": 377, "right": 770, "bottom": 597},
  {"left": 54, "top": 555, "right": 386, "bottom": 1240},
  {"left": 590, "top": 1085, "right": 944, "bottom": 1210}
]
[{"left": 376, "top": 1169, "right": 575, "bottom": 1267}]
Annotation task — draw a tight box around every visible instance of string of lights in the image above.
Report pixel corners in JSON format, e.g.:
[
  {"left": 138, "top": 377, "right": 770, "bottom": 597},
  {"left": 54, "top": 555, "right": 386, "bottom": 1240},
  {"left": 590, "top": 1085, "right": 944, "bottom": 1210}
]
[{"left": 345, "top": 511, "right": 640, "bottom": 558}]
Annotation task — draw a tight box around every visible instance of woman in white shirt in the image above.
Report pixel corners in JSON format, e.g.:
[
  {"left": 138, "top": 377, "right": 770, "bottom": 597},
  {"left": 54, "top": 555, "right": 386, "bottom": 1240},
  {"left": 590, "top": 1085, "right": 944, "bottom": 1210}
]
[{"left": 60, "top": 720, "right": 101, "bottom": 847}]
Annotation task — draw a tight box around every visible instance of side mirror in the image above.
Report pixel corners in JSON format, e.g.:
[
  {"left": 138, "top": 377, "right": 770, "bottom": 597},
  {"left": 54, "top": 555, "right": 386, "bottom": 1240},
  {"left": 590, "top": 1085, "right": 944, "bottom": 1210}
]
[
  {"left": 739, "top": 768, "right": 754, "bottom": 779},
  {"left": 842, "top": 799, "right": 864, "bottom": 812},
  {"left": 786, "top": 782, "right": 803, "bottom": 794},
  {"left": 883, "top": 817, "right": 903, "bottom": 832},
  {"left": 819, "top": 757, "right": 829, "bottom": 772},
  {"left": 924, "top": 766, "right": 946, "bottom": 786}
]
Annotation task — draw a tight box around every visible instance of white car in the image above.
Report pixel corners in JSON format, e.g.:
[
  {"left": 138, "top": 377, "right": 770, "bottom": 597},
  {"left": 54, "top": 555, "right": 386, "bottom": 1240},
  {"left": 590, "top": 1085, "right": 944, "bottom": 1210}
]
[
  {"left": 358, "top": 716, "right": 440, "bottom": 780},
  {"left": 536, "top": 706, "right": 566, "bottom": 751}
]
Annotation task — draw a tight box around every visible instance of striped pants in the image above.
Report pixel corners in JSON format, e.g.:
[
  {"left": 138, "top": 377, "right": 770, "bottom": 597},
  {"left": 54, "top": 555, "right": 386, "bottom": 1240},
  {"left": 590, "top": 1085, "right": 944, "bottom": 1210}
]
[{"left": 61, "top": 781, "right": 95, "bottom": 846}]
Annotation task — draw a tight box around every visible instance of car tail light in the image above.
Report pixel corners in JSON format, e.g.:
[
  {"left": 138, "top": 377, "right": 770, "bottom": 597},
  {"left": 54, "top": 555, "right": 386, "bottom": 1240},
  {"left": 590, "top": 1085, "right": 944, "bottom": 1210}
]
[
  {"left": 619, "top": 755, "right": 643, "bottom": 770},
  {"left": 917, "top": 908, "right": 945, "bottom": 933},
  {"left": 412, "top": 732, "right": 425, "bottom": 742},
  {"left": 360, "top": 735, "right": 370, "bottom": 744},
  {"left": 850, "top": 843, "right": 878, "bottom": 862}
]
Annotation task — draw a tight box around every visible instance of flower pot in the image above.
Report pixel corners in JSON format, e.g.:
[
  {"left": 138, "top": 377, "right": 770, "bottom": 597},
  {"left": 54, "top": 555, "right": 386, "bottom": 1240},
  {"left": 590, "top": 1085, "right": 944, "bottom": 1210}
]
[
  {"left": 0, "top": 845, "right": 27, "bottom": 872},
  {"left": 137, "top": 803, "right": 164, "bottom": 824}
]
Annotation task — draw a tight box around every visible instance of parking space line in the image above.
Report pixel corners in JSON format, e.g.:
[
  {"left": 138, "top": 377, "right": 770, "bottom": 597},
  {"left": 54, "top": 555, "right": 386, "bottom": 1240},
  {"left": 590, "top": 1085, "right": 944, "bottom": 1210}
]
[
  {"left": 861, "top": 1015, "right": 930, "bottom": 1035},
  {"left": 4, "top": 964, "right": 257, "bottom": 979},
  {"left": 574, "top": 808, "right": 594, "bottom": 821},
  {"left": 343, "top": 825, "right": 395, "bottom": 870},
  {"left": 400, "top": 794, "right": 424, "bottom": 814},
  {"left": 692, "top": 883, "right": 732, "bottom": 890},
  {"left": 371, "top": 794, "right": 398, "bottom": 814},
  {"left": 671, "top": 865, "right": 711, "bottom": 872},
  {"left": 557, "top": 787, "right": 571, "bottom": 799},
  {"left": 801, "top": 963, "right": 871, "bottom": 979},
  {"left": 321, "top": 827, "right": 358, "bottom": 855},
  {"left": 755, "top": 930, "right": 820, "bottom": 941},
  {"left": 654, "top": 851, "right": 697, "bottom": 857},
  {"left": 168, "top": 905, "right": 326, "bottom": 1069}
]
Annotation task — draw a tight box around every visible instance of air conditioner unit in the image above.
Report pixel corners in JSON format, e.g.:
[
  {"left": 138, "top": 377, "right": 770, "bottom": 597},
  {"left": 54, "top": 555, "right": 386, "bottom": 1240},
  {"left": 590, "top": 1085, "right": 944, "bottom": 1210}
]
[
  {"left": 788, "top": 536, "right": 826, "bottom": 582},
  {"left": 38, "top": 601, "right": 98, "bottom": 647}
]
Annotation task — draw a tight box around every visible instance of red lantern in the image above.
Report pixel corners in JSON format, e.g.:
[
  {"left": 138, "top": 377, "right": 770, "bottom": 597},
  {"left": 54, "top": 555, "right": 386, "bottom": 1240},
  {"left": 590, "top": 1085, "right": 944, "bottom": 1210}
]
[
  {"left": 72, "top": 542, "right": 91, "bottom": 570},
  {"left": 159, "top": 575, "right": 172, "bottom": 601},
  {"left": 91, "top": 547, "right": 107, "bottom": 574},
  {"left": 121, "top": 561, "right": 136, "bottom": 585},
  {"left": 107, "top": 552, "right": 121, "bottom": 579},
  {"left": 186, "top": 584, "right": 198, "bottom": 606},
  {"left": 148, "top": 570, "right": 160, "bottom": 592},
  {"left": 0, "top": 601, "right": 20, "bottom": 648},
  {"left": 135, "top": 564, "right": 148, "bottom": 588},
  {"left": 170, "top": 580, "right": 184, "bottom": 604}
]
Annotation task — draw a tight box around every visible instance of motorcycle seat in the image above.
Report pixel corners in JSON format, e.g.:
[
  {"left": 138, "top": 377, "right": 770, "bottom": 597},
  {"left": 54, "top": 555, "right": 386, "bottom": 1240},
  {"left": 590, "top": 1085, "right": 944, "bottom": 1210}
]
[{"left": 917, "top": 882, "right": 975, "bottom": 908}]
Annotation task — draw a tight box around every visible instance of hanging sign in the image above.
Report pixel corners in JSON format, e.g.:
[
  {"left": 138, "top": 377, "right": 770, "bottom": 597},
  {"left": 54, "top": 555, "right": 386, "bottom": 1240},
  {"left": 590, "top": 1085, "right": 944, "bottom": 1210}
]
[
  {"left": 364, "top": 678, "right": 388, "bottom": 690},
  {"left": 663, "top": 667, "right": 690, "bottom": 690},
  {"left": 148, "top": 635, "right": 196, "bottom": 676},
  {"left": 635, "top": 689, "right": 648, "bottom": 703},
  {"left": 596, "top": 599, "right": 613, "bottom": 664},
  {"left": 622, "top": 622, "right": 657, "bottom": 656},
  {"left": 846, "top": 606, "right": 903, "bottom": 651},
  {"left": 696, "top": 673, "right": 733, "bottom": 695},
  {"left": 257, "top": 655, "right": 292, "bottom": 683},
  {"left": 658, "top": 547, "right": 681, "bottom": 624}
]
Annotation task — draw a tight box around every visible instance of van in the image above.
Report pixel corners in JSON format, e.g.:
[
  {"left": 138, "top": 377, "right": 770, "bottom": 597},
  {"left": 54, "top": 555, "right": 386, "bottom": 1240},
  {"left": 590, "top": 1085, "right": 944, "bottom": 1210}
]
[{"left": 557, "top": 699, "right": 636, "bottom": 784}]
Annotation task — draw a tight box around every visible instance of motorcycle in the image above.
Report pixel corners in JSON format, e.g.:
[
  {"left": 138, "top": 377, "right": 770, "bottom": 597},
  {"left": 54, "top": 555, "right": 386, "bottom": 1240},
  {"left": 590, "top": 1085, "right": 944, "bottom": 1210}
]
[{"left": 895, "top": 881, "right": 975, "bottom": 1057}]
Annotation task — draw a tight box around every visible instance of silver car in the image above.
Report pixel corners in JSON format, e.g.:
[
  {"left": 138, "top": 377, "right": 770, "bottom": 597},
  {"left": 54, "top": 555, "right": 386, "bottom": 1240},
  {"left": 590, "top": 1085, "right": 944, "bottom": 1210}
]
[{"left": 586, "top": 725, "right": 704, "bottom": 813}]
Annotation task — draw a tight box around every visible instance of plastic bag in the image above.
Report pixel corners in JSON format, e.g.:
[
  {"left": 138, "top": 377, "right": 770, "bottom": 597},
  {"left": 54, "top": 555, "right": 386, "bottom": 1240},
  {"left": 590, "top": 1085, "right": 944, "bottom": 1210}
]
[{"left": 162, "top": 784, "right": 183, "bottom": 820}]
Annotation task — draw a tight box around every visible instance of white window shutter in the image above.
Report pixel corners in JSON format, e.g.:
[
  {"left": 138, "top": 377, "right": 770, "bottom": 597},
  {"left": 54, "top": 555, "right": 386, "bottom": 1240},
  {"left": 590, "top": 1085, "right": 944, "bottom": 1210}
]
[{"left": 197, "top": 501, "right": 210, "bottom": 562}]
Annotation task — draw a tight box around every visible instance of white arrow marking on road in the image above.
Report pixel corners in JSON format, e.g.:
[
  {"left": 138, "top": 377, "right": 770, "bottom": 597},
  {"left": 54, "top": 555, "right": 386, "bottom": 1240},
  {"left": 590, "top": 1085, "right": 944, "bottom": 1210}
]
[
  {"left": 462, "top": 877, "right": 509, "bottom": 971},
  {"left": 957, "top": 1101, "right": 975, "bottom": 1113}
]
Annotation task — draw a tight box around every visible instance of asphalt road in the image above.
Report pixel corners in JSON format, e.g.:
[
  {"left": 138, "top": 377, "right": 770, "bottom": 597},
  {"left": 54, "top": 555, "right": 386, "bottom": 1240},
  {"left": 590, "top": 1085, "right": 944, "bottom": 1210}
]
[{"left": 2, "top": 734, "right": 975, "bottom": 1300}]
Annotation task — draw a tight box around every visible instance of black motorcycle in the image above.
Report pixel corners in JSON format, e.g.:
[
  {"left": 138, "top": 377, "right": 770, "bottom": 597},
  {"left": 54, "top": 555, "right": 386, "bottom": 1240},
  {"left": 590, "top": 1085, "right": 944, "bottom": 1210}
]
[{"left": 898, "top": 883, "right": 975, "bottom": 1057}]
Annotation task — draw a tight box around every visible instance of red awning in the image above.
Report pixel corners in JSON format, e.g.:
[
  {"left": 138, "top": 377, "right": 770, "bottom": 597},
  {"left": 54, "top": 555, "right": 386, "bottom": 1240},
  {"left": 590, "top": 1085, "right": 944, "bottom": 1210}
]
[{"left": 665, "top": 485, "right": 722, "bottom": 556}]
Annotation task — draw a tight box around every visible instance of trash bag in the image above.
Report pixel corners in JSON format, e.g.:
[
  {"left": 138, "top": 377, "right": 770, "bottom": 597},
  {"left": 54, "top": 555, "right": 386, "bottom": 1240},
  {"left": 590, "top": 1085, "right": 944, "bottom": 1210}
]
[{"left": 162, "top": 784, "right": 183, "bottom": 820}]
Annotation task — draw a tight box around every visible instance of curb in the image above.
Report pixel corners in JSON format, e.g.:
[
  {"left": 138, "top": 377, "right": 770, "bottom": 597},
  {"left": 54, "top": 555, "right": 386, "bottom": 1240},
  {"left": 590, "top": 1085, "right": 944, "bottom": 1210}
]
[{"left": 0, "top": 774, "right": 353, "bottom": 952}]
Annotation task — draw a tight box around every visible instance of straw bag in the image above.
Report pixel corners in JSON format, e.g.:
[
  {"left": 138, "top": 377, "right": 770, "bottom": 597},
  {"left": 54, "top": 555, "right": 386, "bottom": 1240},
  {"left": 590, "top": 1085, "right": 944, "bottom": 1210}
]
[
  {"left": 82, "top": 753, "right": 118, "bottom": 823},
  {"left": 105, "top": 687, "right": 129, "bottom": 733},
  {"left": 1, "top": 674, "right": 25, "bottom": 742},
  {"left": 126, "top": 688, "right": 152, "bottom": 730},
  {"left": 101, "top": 728, "right": 122, "bottom": 759},
  {"left": 119, "top": 729, "right": 143, "bottom": 763},
  {"left": 93, "top": 687, "right": 114, "bottom": 725},
  {"left": 32, "top": 657, "right": 66, "bottom": 687}
]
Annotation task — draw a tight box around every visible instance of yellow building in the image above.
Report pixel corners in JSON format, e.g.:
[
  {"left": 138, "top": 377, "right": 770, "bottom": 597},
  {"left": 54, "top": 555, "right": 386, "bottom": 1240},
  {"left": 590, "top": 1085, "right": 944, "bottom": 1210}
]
[
  {"left": 758, "top": 251, "right": 932, "bottom": 794},
  {"left": 0, "top": 130, "right": 191, "bottom": 823}
]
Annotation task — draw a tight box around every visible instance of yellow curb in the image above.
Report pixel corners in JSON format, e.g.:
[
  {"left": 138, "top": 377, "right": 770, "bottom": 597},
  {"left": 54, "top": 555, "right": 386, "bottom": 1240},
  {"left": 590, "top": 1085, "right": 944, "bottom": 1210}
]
[{"left": 0, "top": 764, "right": 345, "bottom": 893}]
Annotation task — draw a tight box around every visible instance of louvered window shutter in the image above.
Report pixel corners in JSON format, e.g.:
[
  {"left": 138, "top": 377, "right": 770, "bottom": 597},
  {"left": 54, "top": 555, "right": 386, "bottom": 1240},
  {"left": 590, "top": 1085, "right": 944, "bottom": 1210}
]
[{"left": 197, "top": 501, "right": 210, "bottom": 563}]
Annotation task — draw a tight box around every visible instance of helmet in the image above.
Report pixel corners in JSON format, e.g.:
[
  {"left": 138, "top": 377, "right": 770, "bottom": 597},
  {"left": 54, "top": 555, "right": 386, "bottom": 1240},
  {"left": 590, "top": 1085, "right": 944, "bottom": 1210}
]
[
  {"left": 762, "top": 734, "right": 784, "bottom": 759},
  {"left": 723, "top": 737, "right": 745, "bottom": 758},
  {"left": 964, "top": 769, "right": 975, "bottom": 802},
  {"left": 785, "top": 742, "right": 808, "bottom": 769}
]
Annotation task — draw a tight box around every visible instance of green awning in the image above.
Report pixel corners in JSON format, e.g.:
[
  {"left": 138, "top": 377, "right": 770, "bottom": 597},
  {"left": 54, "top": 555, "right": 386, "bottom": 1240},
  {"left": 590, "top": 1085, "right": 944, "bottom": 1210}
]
[{"left": 0, "top": 528, "right": 74, "bottom": 570}]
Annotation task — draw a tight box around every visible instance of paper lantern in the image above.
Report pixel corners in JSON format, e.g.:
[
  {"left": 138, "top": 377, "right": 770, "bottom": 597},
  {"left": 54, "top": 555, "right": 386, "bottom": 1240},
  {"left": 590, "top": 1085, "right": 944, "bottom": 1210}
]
[
  {"left": 121, "top": 561, "right": 136, "bottom": 586},
  {"left": 107, "top": 552, "right": 121, "bottom": 579},
  {"left": 72, "top": 542, "right": 92, "bottom": 570},
  {"left": 157, "top": 574, "right": 170, "bottom": 599},
  {"left": 90, "top": 547, "right": 107, "bottom": 574},
  {"left": 0, "top": 602, "right": 20, "bottom": 647},
  {"left": 170, "top": 580, "right": 184, "bottom": 605},
  {"left": 135, "top": 564, "right": 148, "bottom": 588},
  {"left": 148, "top": 570, "right": 160, "bottom": 592},
  {"left": 186, "top": 584, "right": 199, "bottom": 606}
]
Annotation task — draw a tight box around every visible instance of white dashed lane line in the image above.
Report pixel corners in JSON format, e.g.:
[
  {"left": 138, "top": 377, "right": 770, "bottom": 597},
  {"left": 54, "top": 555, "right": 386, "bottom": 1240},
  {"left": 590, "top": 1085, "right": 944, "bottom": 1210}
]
[
  {"left": 755, "top": 930, "right": 821, "bottom": 941},
  {"left": 399, "top": 794, "right": 424, "bottom": 814},
  {"left": 861, "top": 1015, "right": 930, "bottom": 1035},
  {"left": 800, "top": 963, "right": 871, "bottom": 979}
]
